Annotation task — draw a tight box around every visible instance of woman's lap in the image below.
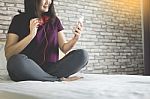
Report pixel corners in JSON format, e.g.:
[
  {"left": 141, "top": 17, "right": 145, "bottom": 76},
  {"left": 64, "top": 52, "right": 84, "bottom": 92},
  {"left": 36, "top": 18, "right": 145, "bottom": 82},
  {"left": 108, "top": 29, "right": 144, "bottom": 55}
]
[
  {"left": 45, "top": 49, "right": 89, "bottom": 78},
  {"left": 7, "top": 49, "right": 89, "bottom": 81},
  {"left": 7, "top": 54, "right": 59, "bottom": 81}
]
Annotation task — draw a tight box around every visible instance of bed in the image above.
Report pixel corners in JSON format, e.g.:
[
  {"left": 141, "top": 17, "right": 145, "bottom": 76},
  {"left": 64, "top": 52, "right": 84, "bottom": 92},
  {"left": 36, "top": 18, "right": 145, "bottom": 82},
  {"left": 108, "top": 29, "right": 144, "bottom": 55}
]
[
  {"left": 0, "top": 73, "right": 150, "bottom": 99},
  {"left": 1, "top": 42, "right": 150, "bottom": 99}
]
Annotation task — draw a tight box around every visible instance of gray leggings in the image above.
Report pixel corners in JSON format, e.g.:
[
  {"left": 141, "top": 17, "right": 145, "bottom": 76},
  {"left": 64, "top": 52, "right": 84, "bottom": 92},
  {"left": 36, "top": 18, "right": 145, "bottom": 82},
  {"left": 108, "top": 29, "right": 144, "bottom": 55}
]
[{"left": 7, "top": 49, "right": 89, "bottom": 82}]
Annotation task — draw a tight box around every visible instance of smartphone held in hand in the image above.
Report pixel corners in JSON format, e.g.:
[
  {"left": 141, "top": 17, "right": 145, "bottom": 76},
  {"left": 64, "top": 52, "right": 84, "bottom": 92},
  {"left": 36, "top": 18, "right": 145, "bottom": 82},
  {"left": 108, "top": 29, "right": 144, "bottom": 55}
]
[{"left": 77, "top": 16, "right": 84, "bottom": 26}]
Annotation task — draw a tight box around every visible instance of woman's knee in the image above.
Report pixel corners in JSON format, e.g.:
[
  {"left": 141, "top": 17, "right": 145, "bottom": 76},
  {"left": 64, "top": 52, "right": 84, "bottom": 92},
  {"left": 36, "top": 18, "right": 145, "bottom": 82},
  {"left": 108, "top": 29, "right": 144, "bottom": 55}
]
[
  {"left": 7, "top": 54, "right": 27, "bottom": 69},
  {"left": 8, "top": 54, "right": 27, "bottom": 63},
  {"left": 7, "top": 54, "right": 28, "bottom": 81},
  {"left": 75, "top": 49, "right": 89, "bottom": 61},
  {"left": 71, "top": 49, "right": 89, "bottom": 68}
]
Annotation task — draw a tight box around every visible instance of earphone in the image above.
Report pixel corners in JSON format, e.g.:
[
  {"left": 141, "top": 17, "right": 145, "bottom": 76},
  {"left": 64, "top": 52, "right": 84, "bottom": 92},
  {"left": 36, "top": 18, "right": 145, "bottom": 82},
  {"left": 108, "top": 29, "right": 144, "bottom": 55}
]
[{"left": 41, "top": 25, "right": 49, "bottom": 65}]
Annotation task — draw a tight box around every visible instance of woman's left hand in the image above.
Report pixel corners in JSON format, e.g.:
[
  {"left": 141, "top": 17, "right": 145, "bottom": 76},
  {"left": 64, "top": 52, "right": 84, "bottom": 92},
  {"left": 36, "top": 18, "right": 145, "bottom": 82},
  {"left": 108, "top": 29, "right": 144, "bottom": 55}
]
[{"left": 73, "top": 22, "right": 83, "bottom": 40}]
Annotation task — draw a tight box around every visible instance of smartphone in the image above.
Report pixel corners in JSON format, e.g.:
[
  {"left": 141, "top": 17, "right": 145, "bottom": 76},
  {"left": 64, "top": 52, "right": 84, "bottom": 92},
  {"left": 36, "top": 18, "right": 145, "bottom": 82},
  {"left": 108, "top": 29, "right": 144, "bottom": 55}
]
[
  {"left": 77, "top": 16, "right": 84, "bottom": 26},
  {"left": 74, "top": 16, "right": 84, "bottom": 33}
]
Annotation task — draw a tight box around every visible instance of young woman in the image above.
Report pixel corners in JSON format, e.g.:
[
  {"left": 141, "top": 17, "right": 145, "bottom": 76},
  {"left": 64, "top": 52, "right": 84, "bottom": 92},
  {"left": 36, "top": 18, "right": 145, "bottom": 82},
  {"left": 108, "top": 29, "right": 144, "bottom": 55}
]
[{"left": 5, "top": 0, "right": 88, "bottom": 81}]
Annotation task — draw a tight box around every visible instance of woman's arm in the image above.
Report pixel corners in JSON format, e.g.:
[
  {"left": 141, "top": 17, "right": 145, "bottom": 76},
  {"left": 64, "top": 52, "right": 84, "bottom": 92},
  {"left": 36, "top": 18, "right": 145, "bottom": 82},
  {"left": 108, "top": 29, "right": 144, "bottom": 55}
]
[
  {"left": 58, "top": 31, "right": 77, "bottom": 54},
  {"left": 58, "top": 23, "right": 82, "bottom": 54},
  {"left": 5, "top": 18, "right": 40, "bottom": 60},
  {"left": 5, "top": 33, "right": 35, "bottom": 60}
]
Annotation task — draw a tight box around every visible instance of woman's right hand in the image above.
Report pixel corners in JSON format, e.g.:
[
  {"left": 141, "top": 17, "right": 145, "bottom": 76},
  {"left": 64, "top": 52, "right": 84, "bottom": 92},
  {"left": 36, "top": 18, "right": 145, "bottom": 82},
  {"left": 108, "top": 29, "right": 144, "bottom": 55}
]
[{"left": 29, "top": 18, "right": 40, "bottom": 38}]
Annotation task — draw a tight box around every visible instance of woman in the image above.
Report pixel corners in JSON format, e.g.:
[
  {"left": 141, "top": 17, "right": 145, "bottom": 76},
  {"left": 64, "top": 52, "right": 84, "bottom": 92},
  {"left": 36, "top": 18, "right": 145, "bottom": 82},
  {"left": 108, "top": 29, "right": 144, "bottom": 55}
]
[{"left": 5, "top": 0, "right": 88, "bottom": 82}]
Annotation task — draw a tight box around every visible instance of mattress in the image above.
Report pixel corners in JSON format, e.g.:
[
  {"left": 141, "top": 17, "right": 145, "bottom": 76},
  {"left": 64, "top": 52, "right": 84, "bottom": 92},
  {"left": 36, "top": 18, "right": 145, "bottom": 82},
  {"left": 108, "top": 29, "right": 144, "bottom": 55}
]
[{"left": 0, "top": 74, "right": 150, "bottom": 99}]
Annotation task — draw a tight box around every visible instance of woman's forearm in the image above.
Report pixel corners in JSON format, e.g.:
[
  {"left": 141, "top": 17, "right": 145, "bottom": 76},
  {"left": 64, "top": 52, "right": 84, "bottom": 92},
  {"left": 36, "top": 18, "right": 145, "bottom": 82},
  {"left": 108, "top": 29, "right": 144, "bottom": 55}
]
[
  {"left": 62, "top": 37, "right": 78, "bottom": 54},
  {"left": 5, "top": 34, "right": 34, "bottom": 60}
]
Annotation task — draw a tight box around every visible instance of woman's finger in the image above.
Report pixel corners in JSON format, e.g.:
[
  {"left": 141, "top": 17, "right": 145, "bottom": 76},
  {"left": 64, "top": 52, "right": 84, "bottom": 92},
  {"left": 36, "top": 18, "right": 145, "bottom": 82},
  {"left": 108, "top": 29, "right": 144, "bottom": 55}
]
[
  {"left": 78, "top": 21, "right": 83, "bottom": 27},
  {"left": 74, "top": 31, "right": 80, "bottom": 36},
  {"left": 76, "top": 24, "right": 82, "bottom": 30},
  {"left": 75, "top": 28, "right": 81, "bottom": 33},
  {"left": 30, "top": 18, "right": 39, "bottom": 24}
]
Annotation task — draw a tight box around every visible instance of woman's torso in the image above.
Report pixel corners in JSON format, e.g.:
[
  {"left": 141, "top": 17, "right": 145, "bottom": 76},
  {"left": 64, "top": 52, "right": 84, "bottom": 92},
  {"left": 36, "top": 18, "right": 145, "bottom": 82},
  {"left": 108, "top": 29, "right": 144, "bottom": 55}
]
[{"left": 9, "top": 13, "right": 64, "bottom": 65}]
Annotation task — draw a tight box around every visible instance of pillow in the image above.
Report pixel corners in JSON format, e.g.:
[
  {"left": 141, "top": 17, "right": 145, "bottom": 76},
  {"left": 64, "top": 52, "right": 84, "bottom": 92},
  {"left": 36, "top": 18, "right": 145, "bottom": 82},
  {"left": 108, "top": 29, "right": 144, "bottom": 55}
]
[{"left": 0, "top": 41, "right": 9, "bottom": 81}]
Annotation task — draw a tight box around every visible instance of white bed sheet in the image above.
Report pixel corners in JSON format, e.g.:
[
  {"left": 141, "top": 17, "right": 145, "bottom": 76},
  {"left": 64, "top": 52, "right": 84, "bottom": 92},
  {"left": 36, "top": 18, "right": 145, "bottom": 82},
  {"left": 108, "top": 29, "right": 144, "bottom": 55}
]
[{"left": 0, "top": 74, "right": 150, "bottom": 99}]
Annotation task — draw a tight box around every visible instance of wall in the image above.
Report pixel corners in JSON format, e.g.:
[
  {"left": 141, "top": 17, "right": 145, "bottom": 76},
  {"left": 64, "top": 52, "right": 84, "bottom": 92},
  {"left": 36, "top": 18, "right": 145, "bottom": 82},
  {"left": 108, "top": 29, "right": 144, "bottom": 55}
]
[{"left": 0, "top": 0, "right": 143, "bottom": 75}]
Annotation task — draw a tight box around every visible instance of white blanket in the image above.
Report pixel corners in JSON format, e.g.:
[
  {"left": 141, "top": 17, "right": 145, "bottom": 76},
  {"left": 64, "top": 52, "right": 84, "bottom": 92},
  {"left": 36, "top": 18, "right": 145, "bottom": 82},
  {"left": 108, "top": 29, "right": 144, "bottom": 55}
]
[{"left": 0, "top": 74, "right": 150, "bottom": 99}]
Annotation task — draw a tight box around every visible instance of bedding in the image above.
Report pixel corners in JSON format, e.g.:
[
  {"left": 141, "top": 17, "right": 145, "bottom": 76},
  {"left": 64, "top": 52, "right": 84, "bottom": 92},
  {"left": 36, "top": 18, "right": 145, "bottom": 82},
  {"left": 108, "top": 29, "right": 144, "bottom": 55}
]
[{"left": 0, "top": 74, "right": 150, "bottom": 99}]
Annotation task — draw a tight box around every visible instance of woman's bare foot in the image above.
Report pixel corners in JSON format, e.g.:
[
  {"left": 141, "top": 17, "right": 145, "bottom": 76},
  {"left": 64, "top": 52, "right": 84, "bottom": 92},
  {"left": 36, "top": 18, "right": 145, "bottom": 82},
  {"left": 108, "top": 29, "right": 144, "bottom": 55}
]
[{"left": 60, "top": 76, "right": 83, "bottom": 81}]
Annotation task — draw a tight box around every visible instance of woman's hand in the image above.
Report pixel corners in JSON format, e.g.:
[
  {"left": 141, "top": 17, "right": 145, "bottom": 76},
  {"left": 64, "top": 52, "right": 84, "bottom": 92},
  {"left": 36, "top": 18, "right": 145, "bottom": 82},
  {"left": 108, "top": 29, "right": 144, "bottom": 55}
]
[
  {"left": 29, "top": 18, "right": 40, "bottom": 38},
  {"left": 73, "top": 22, "right": 83, "bottom": 40}
]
